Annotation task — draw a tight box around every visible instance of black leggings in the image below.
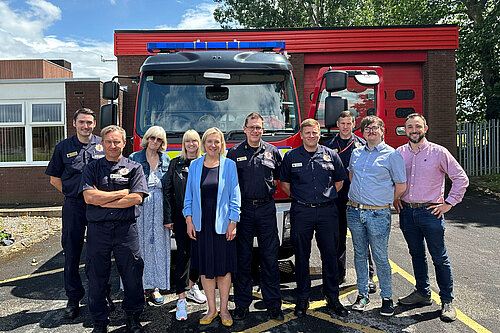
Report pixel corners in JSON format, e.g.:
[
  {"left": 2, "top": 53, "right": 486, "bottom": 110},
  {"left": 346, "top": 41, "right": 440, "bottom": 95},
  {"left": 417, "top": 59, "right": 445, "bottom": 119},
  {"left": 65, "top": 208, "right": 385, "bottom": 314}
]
[{"left": 173, "top": 215, "right": 200, "bottom": 295}]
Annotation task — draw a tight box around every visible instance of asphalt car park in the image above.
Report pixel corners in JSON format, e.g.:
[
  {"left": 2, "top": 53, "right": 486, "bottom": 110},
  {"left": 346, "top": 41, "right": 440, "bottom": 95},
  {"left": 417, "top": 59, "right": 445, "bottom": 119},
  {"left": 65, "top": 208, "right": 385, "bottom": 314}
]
[{"left": 0, "top": 190, "right": 497, "bottom": 332}]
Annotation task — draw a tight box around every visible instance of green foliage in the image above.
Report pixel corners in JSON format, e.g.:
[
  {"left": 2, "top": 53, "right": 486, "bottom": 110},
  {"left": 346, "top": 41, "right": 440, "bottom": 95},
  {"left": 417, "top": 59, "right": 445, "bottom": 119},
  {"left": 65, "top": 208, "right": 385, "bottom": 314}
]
[{"left": 213, "top": 0, "right": 500, "bottom": 121}]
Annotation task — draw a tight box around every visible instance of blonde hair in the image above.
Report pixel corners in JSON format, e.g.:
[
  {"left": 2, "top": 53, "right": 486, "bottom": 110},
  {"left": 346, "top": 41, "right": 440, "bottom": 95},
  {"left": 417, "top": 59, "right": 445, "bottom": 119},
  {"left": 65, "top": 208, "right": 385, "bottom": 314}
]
[
  {"left": 101, "top": 125, "right": 126, "bottom": 142},
  {"left": 201, "top": 127, "right": 226, "bottom": 154},
  {"left": 300, "top": 118, "right": 320, "bottom": 132},
  {"left": 141, "top": 126, "right": 167, "bottom": 151},
  {"left": 181, "top": 129, "right": 202, "bottom": 160}
]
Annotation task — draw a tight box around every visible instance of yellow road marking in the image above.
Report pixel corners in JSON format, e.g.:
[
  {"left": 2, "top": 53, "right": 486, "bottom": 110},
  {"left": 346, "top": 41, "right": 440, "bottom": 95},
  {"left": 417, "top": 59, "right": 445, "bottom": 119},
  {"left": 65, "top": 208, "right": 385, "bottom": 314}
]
[
  {"left": 0, "top": 264, "right": 84, "bottom": 285},
  {"left": 309, "top": 311, "right": 385, "bottom": 333},
  {"left": 390, "top": 260, "right": 492, "bottom": 333}
]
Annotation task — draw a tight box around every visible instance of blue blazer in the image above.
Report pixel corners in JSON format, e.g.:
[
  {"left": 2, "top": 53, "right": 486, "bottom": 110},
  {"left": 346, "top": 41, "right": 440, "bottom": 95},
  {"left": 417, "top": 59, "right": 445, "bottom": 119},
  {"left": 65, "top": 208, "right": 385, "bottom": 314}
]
[{"left": 183, "top": 154, "right": 241, "bottom": 234}]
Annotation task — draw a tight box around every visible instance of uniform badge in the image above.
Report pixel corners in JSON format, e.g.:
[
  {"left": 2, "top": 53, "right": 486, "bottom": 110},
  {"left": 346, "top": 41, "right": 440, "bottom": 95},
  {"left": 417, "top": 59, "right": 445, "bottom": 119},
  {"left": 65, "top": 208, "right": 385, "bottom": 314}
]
[
  {"left": 237, "top": 156, "right": 247, "bottom": 162},
  {"left": 333, "top": 148, "right": 338, "bottom": 153},
  {"left": 292, "top": 162, "right": 303, "bottom": 168},
  {"left": 264, "top": 151, "right": 272, "bottom": 159},
  {"left": 66, "top": 151, "right": 78, "bottom": 158},
  {"left": 323, "top": 154, "right": 332, "bottom": 162},
  {"left": 119, "top": 168, "right": 130, "bottom": 176},
  {"left": 95, "top": 144, "right": 103, "bottom": 152},
  {"left": 355, "top": 142, "right": 362, "bottom": 148}
]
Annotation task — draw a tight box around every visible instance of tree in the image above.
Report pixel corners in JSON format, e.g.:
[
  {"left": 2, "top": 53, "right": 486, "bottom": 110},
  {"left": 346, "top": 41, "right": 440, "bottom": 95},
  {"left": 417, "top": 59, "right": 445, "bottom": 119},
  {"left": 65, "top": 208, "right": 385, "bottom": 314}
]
[{"left": 213, "top": 0, "right": 500, "bottom": 121}]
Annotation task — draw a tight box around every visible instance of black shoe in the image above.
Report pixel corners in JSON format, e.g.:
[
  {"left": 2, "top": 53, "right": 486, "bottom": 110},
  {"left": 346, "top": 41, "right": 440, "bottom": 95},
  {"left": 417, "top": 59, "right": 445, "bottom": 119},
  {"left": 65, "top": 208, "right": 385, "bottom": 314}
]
[
  {"left": 125, "top": 312, "right": 143, "bottom": 333},
  {"left": 326, "top": 297, "right": 349, "bottom": 317},
  {"left": 233, "top": 307, "right": 249, "bottom": 321},
  {"left": 294, "top": 299, "right": 309, "bottom": 318},
  {"left": 64, "top": 299, "right": 79, "bottom": 319},
  {"left": 106, "top": 284, "right": 115, "bottom": 312},
  {"left": 339, "top": 275, "right": 346, "bottom": 285},
  {"left": 268, "top": 307, "right": 284, "bottom": 321},
  {"left": 91, "top": 325, "right": 108, "bottom": 333},
  {"left": 368, "top": 278, "right": 377, "bottom": 294},
  {"left": 380, "top": 298, "right": 394, "bottom": 317}
]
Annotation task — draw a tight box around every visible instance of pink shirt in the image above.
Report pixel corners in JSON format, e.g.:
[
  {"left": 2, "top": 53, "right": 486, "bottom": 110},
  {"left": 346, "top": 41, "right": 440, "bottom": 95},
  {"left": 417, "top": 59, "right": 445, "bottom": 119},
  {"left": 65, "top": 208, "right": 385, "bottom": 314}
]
[{"left": 397, "top": 139, "right": 469, "bottom": 206}]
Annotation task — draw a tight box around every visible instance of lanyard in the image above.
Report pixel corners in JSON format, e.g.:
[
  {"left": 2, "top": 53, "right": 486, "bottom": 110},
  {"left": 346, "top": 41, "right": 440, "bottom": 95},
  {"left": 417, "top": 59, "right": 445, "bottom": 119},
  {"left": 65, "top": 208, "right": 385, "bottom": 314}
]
[{"left": 336, "top": 137, "right": 356, "bottom": 155}]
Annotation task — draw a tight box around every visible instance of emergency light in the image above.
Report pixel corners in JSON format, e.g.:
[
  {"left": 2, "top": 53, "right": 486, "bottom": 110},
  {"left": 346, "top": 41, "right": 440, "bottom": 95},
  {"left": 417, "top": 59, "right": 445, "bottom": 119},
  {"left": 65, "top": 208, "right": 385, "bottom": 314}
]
[{"left": 147, "top": 41, "right": 285, "bottom": 54}]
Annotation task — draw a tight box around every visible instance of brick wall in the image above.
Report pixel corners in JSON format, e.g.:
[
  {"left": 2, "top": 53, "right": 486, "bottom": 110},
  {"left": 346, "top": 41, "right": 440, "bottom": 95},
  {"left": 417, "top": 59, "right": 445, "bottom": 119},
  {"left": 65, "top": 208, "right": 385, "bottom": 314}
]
[
  {"left": 289, "top": 53, "right": 305, "bottom": 120},
  {"left": 0, "top": 167, "right": 63, "bottom": 206},
  {"left": 117, "top": 55, "right": 148, "bottom": 155},
  {"left": 423, "top": 50, "right": 457, "bottom": 156}
]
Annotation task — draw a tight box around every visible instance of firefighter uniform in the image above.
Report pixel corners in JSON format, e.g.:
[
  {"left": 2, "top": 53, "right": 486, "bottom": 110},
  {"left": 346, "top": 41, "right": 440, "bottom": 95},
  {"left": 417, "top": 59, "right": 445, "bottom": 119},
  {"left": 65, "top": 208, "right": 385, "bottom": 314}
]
[
  {"left": 45, "top": 135, "right": 104, "bottom": 302},
  {"left": 280, "top": 145, "right": 347, "bottom": 301},
  {"left": 227, "top": 140, "right": 282, "bottom": 311},
  {"left": 80, "top": 156, "right": 148, "bottom": 327},
  {"left": 325, "top": 133, "right": 365, "bottom": 280}
]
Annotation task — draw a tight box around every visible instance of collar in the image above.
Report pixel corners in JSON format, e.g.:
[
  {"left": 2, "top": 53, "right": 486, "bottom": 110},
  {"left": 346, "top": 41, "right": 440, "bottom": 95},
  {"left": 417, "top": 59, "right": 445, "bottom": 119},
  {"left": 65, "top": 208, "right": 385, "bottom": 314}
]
[
  {"left": 244, "top": 139, "right": 264, "bottom": 153},
  {"left": 407, "top": 138, "right": 429, "bottom": 153},
  {"left": 364, "top": 141, "right": 386, "bottom": 152}
]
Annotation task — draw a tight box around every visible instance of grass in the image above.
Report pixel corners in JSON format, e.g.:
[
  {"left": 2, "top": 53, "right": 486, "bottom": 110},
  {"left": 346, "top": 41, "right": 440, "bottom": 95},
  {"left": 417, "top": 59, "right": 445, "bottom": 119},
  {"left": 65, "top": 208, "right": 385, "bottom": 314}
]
[{"left": 468, "top": 173, "right": 500, "bottom": 197}]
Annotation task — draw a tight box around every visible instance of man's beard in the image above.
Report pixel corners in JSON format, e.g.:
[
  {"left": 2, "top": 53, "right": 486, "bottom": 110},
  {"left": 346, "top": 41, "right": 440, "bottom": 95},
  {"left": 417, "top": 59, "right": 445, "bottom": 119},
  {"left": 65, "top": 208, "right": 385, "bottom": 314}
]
[{"left": 408, "top": 133, "right": 425, "bottom": 144}]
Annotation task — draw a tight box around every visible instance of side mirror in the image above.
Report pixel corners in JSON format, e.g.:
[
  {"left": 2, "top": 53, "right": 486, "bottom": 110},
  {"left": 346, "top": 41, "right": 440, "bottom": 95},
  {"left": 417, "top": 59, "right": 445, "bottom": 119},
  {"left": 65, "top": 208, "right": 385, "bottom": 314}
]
[
  {"left": 324, "top": 96, "right": 347, "bottom": 129},
  {"left": 324, "top": 71, "right": 348, "bottom": 93},
  {"left": 102, "top": 81, "right": 120, "bottom": 100},
  {"left": 100, "top": 104, "right": 118, "bottom": 128}
]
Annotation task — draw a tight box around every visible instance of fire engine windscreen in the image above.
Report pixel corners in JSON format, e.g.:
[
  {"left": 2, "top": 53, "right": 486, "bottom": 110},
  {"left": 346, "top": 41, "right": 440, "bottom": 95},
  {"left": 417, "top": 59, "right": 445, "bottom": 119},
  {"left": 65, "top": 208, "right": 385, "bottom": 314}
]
[{"left": 136, "top": 71, "right": 298, "bottom": 136}]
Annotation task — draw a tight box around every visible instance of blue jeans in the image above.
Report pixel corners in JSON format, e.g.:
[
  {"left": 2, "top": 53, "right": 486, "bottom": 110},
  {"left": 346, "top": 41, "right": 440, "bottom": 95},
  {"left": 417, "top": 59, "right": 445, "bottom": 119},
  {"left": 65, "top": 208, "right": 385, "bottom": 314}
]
[
  {"left": 347, "top": 206, "right": 392, "bottom": 298},
  {"left": 400, "top": 206, "right": 454, "bottom": 302}
]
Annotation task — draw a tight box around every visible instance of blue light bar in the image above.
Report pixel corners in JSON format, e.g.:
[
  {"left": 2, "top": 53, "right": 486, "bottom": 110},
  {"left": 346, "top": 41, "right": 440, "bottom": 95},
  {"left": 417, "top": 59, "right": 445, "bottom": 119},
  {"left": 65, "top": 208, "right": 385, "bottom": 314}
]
[{"left": 147, "top": 41, "right": 285, "bottom": 53}]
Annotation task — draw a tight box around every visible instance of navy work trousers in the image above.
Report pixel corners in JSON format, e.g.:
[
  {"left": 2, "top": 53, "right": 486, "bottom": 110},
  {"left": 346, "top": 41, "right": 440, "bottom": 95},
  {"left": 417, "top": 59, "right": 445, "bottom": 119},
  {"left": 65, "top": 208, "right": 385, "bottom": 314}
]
[
  {"left": 291, "top": 202, "right": 340, "bottom": 300},
  {"left": 61, "top": 197, "right": 87, "bottom": 301},
  {"left": 234, "top": 200, "right": 281, "bottom": 310},
  {"left": 86, "top": 220, "right": 145, "bottom": 326}
]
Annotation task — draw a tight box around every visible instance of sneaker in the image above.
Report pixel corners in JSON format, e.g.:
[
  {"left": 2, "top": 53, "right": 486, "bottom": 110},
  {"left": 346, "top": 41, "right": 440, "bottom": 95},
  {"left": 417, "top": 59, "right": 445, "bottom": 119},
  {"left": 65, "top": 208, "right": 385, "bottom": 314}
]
[
  {"left": 176, "top": 299, "right": 188, "bottom": 321},
  {"left": 440, "top": 301, "right": 457, "bottom": 322},
  {"left": 186, "top": 285, "right": 207, "bottom": 304},
  {"left": 380, "top": 298, "right": 394, "bottom": 316},
  {"left": 351, "top": 294, "right": 370, "bottom": 312},
  {"left": 368, "top": 278, "right": 377, "bottom": 294},
  {"left": 150, "top": 288, "right": 164, "bottom": 305},
  {"left": 398, "top": 290, "right": 432, "bottom": 306}
]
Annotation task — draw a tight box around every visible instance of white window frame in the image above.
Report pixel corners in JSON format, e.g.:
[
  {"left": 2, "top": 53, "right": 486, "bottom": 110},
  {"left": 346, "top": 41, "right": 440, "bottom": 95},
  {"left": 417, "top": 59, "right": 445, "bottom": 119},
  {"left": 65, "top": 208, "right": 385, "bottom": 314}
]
[
  {"left": 0, "top": 101, "right": 25, "bottom": 126},
  {"left": 0, "top": 99, "right": 66, "bottom": 167}
]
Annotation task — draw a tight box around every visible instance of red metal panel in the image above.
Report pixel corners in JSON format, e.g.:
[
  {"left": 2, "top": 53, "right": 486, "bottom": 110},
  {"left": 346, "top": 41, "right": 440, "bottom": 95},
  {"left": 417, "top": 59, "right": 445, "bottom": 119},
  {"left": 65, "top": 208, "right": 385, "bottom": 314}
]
[
  {"left": 114, "top": 26, "right": 458, "bottom": 56},
  {"left": 304, "top": 51, "right": 427, "bottom": 65}
]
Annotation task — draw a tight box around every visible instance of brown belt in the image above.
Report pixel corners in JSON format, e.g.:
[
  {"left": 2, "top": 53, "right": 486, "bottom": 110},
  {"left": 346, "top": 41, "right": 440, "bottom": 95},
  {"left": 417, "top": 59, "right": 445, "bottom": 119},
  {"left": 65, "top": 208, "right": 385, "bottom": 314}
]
[
  {"left": 401, "top": 201, "right": 438, "bottom": 208},
  {"left": 347, "top": 200, "right": 390, "bottom": 210}
]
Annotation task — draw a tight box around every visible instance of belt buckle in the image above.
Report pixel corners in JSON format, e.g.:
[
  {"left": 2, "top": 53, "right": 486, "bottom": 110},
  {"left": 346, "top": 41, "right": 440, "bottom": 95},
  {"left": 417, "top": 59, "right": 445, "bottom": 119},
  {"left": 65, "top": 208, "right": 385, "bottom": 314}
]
[{"left": 358, "top": 203, "right": 366, "bottom": 209}]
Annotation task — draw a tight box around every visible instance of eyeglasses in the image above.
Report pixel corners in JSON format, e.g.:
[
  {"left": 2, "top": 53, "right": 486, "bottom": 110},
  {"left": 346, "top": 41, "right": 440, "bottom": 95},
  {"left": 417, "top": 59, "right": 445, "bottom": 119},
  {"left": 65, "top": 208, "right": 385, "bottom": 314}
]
[
  {"left": 246, "top": 126, "right": 263, "bottom": 132},
  {"left": 364, "top": 126, "right": 381, "bottom": 132},
  {"left": 149, "top": 136, "right": 163, "bottom": 142}
]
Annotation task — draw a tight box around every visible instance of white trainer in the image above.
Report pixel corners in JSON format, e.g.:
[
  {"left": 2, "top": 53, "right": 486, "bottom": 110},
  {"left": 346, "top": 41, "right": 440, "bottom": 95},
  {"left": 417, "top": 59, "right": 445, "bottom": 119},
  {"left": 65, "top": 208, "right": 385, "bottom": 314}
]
[
  {"left": 186, "top": 285, "right": 207, "bottom": 304},
  {"left": 176, "top": 299, "right": 187, "bottom": 321}
]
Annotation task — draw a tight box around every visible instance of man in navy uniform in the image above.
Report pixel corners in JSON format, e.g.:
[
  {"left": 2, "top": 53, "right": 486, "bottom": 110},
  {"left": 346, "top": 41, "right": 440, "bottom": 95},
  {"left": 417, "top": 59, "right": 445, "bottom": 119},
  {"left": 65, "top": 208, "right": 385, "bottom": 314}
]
[
  {"left": 325, "top": 111, "right": 376, "bottom": 292},
  {"left": 45, "top": 108, "right": 105, "bottom": 319},
  {"left": 80, "top": 125, "right": 148, "bottom": 333},
  {"left": 280, "top": 118, "right": 349, "bottom": 318},
  {"left": 227, "top": 112, "right": 284, "bottom": 321}
]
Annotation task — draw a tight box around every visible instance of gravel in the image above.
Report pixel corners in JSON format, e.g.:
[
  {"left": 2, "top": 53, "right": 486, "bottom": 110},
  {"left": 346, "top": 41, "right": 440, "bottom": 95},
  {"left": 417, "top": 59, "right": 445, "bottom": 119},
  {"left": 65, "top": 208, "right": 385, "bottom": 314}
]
[{"left": 0, "top": 216, "right": 62, "bottom": 257}]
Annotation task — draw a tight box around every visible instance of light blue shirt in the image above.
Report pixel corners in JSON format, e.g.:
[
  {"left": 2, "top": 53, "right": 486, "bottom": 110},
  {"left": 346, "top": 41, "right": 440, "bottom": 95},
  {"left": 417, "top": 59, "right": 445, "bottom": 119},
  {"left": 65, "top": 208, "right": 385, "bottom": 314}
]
[
  {"left": 348, "top": 141, "right": 406, "bottom": 206},
  {"left": 183, "top": 154, "right": 241, "bottom": 234}
]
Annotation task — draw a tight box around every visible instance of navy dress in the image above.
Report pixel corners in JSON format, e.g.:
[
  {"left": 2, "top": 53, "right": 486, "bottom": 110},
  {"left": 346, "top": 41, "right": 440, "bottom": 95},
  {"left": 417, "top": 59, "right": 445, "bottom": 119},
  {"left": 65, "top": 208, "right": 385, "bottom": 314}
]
[{"left": 191, "top": 165, "right": 237, "bottom": 279}]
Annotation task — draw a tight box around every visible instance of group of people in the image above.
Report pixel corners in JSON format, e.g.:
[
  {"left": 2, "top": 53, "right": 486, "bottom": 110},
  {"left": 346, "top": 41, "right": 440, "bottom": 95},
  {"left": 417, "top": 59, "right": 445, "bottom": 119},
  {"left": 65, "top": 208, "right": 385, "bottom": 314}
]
[{"left": 46, "top": 108, "right": 468, "bottom": 333}]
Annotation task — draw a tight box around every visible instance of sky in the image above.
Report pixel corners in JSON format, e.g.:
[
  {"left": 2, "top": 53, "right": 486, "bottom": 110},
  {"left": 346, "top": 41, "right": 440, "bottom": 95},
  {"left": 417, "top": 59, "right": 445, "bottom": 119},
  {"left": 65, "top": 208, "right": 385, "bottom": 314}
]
[{"left": 0, "top": 0, "right": 221, "bottom": 79}]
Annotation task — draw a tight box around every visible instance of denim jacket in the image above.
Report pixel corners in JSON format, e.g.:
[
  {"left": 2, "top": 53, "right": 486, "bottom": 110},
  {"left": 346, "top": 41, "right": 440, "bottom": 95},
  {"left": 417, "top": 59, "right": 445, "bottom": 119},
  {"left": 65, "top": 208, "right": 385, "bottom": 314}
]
[{"left": 128, "top": 149, "right": 170, "bottom": 187}]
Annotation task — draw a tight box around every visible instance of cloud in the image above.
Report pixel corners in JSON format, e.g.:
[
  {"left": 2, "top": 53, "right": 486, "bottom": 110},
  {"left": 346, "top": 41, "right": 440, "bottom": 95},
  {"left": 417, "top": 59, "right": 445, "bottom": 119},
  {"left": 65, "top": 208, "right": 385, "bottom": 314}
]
[
  {"left": 156, "top": 3, "right": 220, "bottom": 30},
  {"left": 0, "top": 0, "right": 115, "bottom": 79}
]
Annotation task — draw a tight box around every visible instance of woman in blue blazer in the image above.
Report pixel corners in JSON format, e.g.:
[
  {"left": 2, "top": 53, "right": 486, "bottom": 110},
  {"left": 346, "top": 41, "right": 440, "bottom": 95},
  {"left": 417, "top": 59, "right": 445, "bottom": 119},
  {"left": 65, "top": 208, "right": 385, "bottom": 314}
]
[{"left": 183, "top": 127, "right": 241, "bottom": 327}]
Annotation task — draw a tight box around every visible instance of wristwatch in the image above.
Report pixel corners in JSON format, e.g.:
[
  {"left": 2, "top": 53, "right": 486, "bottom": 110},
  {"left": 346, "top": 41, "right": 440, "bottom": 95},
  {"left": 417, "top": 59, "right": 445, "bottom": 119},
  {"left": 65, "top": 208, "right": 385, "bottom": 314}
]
[{"left": 230, "top": 220, "right": 237, "bottom": 224}]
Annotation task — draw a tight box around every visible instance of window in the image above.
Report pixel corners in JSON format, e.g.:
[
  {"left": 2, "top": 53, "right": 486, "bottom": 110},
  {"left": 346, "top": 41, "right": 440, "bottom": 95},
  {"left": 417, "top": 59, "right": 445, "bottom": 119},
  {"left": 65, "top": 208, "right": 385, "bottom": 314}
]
[
  {"left": 0, "top": 100, "right": 65, "bottom": 165},
  {"left": 395, "top": 90, "right": 415, "bottom": 100}
]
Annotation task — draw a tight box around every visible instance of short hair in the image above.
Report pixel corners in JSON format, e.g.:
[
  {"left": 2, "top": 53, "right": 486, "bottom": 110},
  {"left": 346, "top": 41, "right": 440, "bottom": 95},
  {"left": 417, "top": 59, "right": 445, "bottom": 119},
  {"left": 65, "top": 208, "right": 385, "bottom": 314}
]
[
  {"left": 244, "top": 112, "right": 264, "bottom": 127},
  {"left": 201, "top": 127, "right": 226, "bottom": 154},
  {"left": 73, "top": 108, "right": 96, "bottom": 121},
  {"left": 141, "top": 126, "right": 167, "bottom": 151},
  {"left": 101, "top": 125, "right": 126, "bottom": 142},
  {"left": 337, "top": 111, "right": 355, "bottom": 123},
  {"left": 181, "top": 129, "right": 202, "bottom": 160},
  {"left": 405, "top": 113, "right": 427, "bottom": 127},
  {"left": 300, "top": 118, "right": 320, "bottom": 132},
  {"left": 360, "top": 116, "right": 385, "bottom": 133}
]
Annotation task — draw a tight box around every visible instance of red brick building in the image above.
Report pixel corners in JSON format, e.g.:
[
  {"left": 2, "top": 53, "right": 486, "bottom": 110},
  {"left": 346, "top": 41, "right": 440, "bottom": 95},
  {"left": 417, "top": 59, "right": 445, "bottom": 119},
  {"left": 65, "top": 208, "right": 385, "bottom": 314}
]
[
  {"left": 0, "top": 60, "right": 122, "bottom": 206},
  {"left": 113, "top": 25, "right": 458, "bottom": 153}
]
